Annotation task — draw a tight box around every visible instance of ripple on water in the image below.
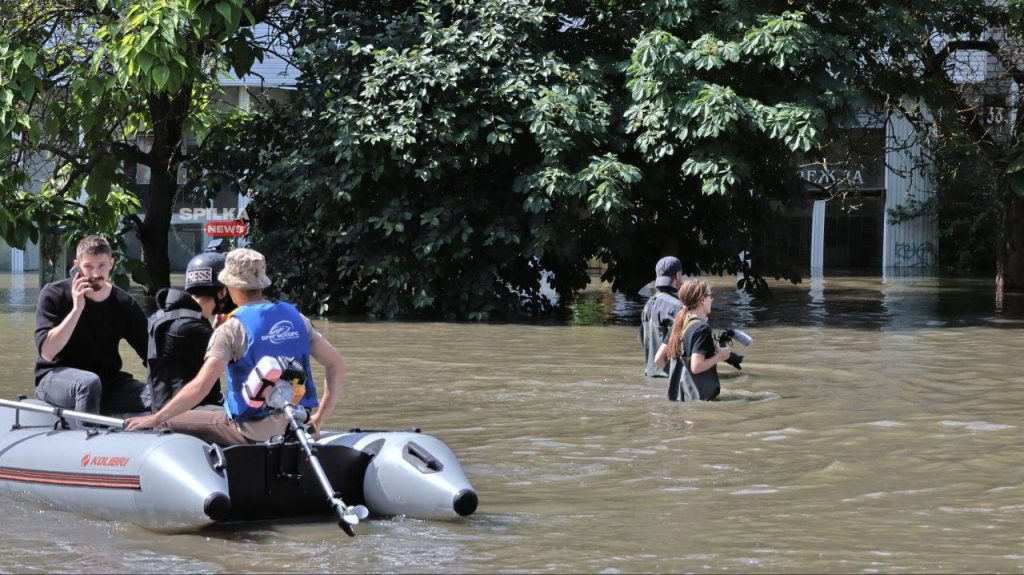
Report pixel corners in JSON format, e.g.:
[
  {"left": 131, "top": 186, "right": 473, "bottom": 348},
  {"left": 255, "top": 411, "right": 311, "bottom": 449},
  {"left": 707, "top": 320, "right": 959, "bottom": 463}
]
[
  {"left": 716, "top": 389, "right": 781, "bottom": 403},
  {"left": 866, "top": 420, "right": 905, "bottom": 427},
  {"left": 940, "top": 420, "right": 1013, "bottom": 431},
  {"left": 730, "top": 486, "right": 781, "bottom": 495},
  {"left": 746, "top": 427, "right": 804, "bottom": 441},
  {"left": 2, "top": 275, "right": 1024, "bottom": 573},
  {"left": 662, "top": 486, "right": 700, "bottom": 493},
  {"left": 815, "top": 460, "right": 854, "bottom": 475}
]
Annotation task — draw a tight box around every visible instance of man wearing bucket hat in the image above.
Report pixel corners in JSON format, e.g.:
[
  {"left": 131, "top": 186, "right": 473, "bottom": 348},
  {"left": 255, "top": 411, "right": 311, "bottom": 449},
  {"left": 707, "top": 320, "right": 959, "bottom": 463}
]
[
  {"left": 126, "top": 248, "right": 348, "bottom": 446},
  {"left": 638, "top": 256, "right": 683, "bottom": 378}
]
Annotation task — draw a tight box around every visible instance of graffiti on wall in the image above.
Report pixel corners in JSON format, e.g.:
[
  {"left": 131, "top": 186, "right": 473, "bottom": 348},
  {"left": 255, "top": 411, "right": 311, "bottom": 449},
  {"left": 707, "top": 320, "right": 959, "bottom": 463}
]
[{"left": 894, "top": 241, "right": 935, "bottom": 267}]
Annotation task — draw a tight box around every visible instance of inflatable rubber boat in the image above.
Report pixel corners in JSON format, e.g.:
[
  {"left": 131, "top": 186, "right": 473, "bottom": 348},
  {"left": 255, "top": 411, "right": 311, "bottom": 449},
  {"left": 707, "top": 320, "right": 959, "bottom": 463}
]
[{"left": 0, "top": 398, "right": 477, "bottom": 532}]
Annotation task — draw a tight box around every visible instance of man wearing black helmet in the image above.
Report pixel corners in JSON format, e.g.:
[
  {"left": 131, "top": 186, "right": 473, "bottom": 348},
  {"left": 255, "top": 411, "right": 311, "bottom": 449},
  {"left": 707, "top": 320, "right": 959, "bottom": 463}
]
[{"left": 145, "top": 250, "right": 233, "bottom": 412}]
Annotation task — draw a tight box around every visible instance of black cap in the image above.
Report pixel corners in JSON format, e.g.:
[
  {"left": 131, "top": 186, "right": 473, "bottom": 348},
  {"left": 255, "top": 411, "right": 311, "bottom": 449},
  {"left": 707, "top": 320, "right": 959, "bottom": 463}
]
[{"left": 655, "top": 256, "right": 682, "bottom": 287}]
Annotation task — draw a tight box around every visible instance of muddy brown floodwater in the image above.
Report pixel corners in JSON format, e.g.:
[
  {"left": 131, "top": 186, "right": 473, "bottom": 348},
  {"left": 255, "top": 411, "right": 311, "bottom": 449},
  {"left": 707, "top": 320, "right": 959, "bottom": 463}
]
[{"left": 0, "top": 272, "right": 1020, "bottom": 573}]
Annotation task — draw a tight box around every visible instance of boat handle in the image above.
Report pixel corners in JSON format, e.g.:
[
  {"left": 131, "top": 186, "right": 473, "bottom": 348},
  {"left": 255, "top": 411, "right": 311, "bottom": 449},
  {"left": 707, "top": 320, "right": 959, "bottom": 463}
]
[{"left": 205, "top": 444, "right": 227, "bottom": 472}]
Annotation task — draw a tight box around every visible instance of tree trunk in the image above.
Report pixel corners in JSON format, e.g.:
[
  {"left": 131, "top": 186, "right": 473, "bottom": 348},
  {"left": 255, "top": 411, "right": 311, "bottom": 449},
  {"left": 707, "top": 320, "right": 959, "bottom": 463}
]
[
  {"left": 996, "top": 186, "right": 1024, "bottom": 309},
  {"left": 37, "top": 228, "right": 67, "bottom": 286},
  {"left": 140, "top": 165, "right": 174, "bottom": 294},
  {"left": 137, "top": 89, "right": 192, "bottom": 295}
]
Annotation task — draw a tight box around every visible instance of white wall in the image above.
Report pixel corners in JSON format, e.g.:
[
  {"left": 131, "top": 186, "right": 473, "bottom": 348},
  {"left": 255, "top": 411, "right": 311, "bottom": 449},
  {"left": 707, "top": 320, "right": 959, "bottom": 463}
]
[
  {"left": 1, "top": 240, "right": 40, "bottom": 272},
  {"left": 883, "top": 111, "right": 937, "bottom": 272}
]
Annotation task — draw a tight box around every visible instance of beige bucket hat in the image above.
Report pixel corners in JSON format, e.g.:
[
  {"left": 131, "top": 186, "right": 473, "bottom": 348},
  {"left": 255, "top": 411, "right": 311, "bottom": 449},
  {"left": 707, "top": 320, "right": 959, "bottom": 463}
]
[{"left": 218, "top": 248, "right": 272, "bottom": 290}]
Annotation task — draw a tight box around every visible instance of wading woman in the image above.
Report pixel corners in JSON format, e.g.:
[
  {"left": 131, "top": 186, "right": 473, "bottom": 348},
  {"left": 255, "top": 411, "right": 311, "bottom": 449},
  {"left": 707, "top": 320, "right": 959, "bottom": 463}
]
[{"left": 665, "top": 279, "right": 731, "bottom": 401}]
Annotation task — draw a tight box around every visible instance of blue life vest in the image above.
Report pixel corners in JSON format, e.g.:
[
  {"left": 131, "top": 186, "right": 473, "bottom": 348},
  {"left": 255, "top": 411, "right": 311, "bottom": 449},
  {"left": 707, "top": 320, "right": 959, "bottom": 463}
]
[{"left": 224, "top": 302, "right": 319, "bottom": 422}]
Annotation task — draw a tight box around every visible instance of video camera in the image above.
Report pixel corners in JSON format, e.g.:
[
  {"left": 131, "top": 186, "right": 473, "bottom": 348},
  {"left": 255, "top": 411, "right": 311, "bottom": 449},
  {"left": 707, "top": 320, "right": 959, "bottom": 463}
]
[
  {"left": 717, "top": 328, "right": 753, "bottom": 370},
  {"left": 718, "top": 328, "right": 753, "bottom": 347}
]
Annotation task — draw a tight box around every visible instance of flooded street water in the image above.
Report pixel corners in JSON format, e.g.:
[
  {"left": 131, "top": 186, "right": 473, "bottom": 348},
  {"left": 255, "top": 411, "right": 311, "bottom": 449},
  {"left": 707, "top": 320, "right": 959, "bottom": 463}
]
[{"left": 0, "top": 272, "right": 1021, "bottom": 573}]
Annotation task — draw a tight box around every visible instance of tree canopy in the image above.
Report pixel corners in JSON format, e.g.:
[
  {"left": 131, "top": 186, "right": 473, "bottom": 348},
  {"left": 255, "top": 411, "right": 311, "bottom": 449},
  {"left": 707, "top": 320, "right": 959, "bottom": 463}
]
[
  {"left": 0, "top": 0, "right": 281, "bottom": 289},
  {"left": 4, "top": 0, "right": 1023, "bottom": 314},
  {"left": 199, "top": 0, "right": 641, "bottom": 318}
]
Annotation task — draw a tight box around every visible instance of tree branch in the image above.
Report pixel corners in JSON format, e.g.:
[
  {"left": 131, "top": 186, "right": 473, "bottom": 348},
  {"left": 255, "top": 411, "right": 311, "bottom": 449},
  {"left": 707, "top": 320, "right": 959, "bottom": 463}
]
[
  {"left": 111, "top": 141, "right": 153, "bottom": 166},
  {"left": 36, "top": 143, "right": 85, "bottom": 170},
  {"left": 920, "top": 40, "right": 1001, "bottom": 158}
]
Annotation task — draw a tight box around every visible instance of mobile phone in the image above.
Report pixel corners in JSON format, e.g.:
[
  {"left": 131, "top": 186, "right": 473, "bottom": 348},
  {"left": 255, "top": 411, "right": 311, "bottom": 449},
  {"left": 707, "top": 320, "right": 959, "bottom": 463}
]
[{"left": 69, "top": 265, "right": 101, "bottom": 290}]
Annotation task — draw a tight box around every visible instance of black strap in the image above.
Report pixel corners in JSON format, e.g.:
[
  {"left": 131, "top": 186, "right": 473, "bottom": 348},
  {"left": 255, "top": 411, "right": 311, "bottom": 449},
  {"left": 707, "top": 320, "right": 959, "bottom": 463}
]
[
  {"left": 679, "top": 315, "right": 704, "bottom": 362},
  {"left": 147, "top": 308, "right": 205, "bottom": 361}
]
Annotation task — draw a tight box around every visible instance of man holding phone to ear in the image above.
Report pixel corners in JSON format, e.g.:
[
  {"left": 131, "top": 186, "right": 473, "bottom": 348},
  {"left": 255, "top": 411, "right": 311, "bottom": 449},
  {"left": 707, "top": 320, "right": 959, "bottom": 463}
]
[{"left": 34, "top": 235, "right": 150, "bottom": 415}]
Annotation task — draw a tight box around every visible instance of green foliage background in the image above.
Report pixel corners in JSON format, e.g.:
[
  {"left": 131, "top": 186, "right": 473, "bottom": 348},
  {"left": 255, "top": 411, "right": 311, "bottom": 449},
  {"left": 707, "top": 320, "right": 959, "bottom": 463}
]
[
  {"left": 202, "top": 0, "right": 885, "bottom": 318},
  {"left": 3, "top": 0, "right": 1023, "bottom": 316}
]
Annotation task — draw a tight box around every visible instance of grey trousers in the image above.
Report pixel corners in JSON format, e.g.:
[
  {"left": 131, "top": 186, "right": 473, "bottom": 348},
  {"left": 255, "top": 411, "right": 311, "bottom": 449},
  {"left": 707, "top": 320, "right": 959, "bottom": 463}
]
[{"left": 35, "top": 367, "right": 151, "bottom": 416}]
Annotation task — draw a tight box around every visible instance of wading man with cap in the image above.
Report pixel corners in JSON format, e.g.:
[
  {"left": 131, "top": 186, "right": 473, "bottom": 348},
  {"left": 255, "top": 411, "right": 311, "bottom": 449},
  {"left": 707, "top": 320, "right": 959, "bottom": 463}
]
[
  {"left": 146, "top": 249, "right": 231, "bottom": 412},
  {"left": 126, "top": 248, "right": 348, "bottom": 446},
  {"left": 639, "top": 256, "right": 683, "bottom": 378},
  {"left": 34, "top": 235, "right": 150, "bottom": 415}
]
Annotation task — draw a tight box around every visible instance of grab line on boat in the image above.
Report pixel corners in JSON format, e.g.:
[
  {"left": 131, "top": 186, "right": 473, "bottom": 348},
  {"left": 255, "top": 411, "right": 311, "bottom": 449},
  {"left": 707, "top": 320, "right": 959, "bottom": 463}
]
[{"left": 0, "top": 466, "right": 141, "bottom": 489}]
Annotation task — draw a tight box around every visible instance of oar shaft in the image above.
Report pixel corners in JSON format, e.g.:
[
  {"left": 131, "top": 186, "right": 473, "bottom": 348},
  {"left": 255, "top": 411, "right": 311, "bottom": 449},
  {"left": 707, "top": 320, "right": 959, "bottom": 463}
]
[
  {"left": 284, "top": 404, "right": 355, "bottom": 535},
  {"left": 0, "top": 399, "right": 125, "bottom": 428},
  {"left": 285, "top": 406, "right": 336, "bottom": 498}
]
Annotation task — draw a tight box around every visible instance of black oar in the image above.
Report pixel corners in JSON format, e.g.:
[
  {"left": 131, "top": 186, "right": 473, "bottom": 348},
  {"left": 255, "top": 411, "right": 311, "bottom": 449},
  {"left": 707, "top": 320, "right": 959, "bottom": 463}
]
[
  {"left": 267, "top": 387, "right": 368, "bottom": 536},
  {"left": 0, "top": 398, "right": 126, "bottom": 428}
]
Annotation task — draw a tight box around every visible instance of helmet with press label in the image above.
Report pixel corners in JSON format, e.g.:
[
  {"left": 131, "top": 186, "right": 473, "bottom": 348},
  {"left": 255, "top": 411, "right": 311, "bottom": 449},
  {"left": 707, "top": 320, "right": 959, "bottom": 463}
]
[{"left": 184, "top": 252, "right": 226, "bottom": 294}]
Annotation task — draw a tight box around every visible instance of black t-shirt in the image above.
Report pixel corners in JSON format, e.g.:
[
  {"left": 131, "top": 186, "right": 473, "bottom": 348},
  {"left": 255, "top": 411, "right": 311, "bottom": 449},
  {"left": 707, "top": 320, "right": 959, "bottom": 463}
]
[
  {"left": 682, "top": 320, "right": 720, "bottom": 400},
  {"left": 34, "top": 279, "right": 148, "bottom": 385}
]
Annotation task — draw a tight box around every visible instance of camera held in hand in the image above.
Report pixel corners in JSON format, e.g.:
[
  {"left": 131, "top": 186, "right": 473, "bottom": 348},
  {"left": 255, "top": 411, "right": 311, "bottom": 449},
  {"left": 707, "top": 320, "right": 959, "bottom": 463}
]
[
  {"left": 717, "top": 328, "right": 753, "bottom": 370},
  {"left": 718, "top": 328, "right": 753, "bottom": 347}
]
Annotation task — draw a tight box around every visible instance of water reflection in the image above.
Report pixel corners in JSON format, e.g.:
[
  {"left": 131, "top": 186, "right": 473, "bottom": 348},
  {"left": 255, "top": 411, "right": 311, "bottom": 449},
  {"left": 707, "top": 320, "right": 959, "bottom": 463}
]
[
  {"left": 6, "top": 272, "right": 25, "bottom": 311},
  {"left": 4, "top": 271, "right": 1020, "bottom": 330},
  {"left": 580, "top": 273, "right": 1024, "bottom": 330}
]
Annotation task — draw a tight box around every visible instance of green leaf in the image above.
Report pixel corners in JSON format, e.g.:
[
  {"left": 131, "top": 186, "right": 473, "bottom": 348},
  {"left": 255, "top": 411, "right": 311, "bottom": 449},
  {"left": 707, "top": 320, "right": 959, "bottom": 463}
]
[
  {"left": 230, "top": 40, "right": 257, "bottom": 77},
  {"left": 85, "top": 157, "right": 116, "bottom": 204},
  {"left": 152, "top": 65, "right": 170, "bottom": 89},
  {"left": 135, "top": 51, "right": 154, "bottom": 72},
  {"left": 112, "top": 271, "right": 131, "bottom": 290},
  {"left": 1006, "top": 147, "right": 1024, "bottom": 174},
  {"left": 215, "top": 2, "right": 233, "bottom": 27},
  {"left": 126, "top": 259, "right": 151, "bottom": 287},
  {"left": 1009, "top": 172, "right": 1024, "bottom": 197},
  {"left": 27, "top": 120, "right": 40, "bottom": 145},
  {"left": 19, "top": 80, "right": 35, "bottom": 101}
]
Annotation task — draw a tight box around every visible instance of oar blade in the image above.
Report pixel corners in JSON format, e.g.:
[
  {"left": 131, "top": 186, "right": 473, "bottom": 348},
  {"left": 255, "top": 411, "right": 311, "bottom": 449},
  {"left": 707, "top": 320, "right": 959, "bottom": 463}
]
[
  {"left": 339, "top": 519, "right": 356, "bottom": 537},
  {"left": 341, "top": 504, "right": 368, "bottom": 526}
]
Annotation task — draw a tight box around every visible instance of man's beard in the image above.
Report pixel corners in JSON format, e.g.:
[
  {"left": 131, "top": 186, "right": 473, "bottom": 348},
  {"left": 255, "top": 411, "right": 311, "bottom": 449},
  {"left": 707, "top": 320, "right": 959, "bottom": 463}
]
[{"left": 87, "top": 276, "right": 104, "bottom": 291}]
